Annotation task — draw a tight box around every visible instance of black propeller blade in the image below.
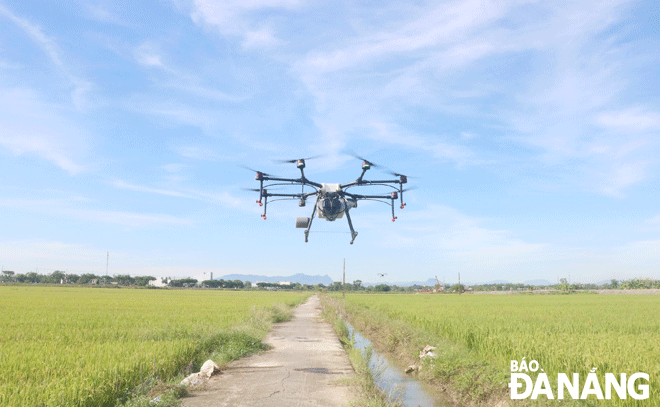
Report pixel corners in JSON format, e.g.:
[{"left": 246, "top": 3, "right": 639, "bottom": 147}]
[
  {"left": 401, "top": 186, "right": 418, "bottom": 193},
  {"left": 239, "top": 165, "right": 276, "bottom": 177},
  {"left": 348, "top": 153, "right": 381, "bottom": 168},
  {"left": 241, "top": 187, "right": 286, "bottom": 192},
  {"left": 274, "top": 154, "right": 325, "bottom": 164}
]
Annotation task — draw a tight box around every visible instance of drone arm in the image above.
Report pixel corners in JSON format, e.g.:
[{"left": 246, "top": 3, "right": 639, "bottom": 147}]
[
  {"left": 357, "top": 168, "right": 368, "bottom": 182},
  {"left": 265, "top": 191, "right": 319, "bottom": 199},
  {"left": 340, "top": 179, "right": 400, "bottom": 189},
  {"left": 344, "top": 191, "right": 399, "bottom": 222},
  {"left": 263, "top": 176, "right": 322, "bottom": 189},
  {"left": 344, "top": 192, "right": 392, "bottom": 199}
]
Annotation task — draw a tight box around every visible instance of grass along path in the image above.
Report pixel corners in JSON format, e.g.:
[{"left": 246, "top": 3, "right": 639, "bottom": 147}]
[
  {"left": 329, "top": 292, "right": 660, "bottom": 407},
  {"left": 0, "top": 286, "right": 309, "bottom": 407}
]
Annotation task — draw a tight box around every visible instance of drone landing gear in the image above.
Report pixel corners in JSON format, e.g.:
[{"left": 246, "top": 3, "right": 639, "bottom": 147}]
[
  {"left": 345, "top": 209, "right": 358, "bottom": 245},
  {"left": 304, "top": 202, "right": 317, "bottom": 243}
]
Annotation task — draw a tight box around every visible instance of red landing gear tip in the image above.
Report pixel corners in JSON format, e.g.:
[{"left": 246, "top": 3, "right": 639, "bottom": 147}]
[{"left": 392, "top": 217, "right": 397, "bottom": 222}]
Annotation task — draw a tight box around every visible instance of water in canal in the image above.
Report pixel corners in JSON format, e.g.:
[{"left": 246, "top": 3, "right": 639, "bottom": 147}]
[{"left": 346, "top": 322, "right": 451, "bottom": 407}]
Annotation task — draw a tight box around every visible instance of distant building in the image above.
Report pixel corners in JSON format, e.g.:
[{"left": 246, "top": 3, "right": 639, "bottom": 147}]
[{"left": 149, "top": 277, "right": 171, "bottom": 288}]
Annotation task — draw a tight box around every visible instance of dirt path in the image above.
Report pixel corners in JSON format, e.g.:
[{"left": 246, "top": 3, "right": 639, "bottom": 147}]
[{"left": 182, "top": 295, "right": 357, "bottom": 407}]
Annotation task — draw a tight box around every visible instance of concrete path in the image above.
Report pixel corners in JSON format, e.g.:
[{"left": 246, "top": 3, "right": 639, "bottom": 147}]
[{"left": 182, "top": 295, "right": 357, "bottom": 407}]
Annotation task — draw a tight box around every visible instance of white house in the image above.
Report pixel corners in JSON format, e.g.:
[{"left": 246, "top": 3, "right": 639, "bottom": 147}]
[{"left": 148, "top": 277, "right": 171, "bottom": 288}]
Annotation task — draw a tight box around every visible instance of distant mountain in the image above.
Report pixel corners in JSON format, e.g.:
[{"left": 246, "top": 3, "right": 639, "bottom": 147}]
[{"left": 218, "top": 273, "right": 334, "bottom": 286}]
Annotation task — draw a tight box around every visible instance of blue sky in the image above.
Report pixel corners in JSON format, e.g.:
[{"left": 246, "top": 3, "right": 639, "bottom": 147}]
[{"left": 1, "top": 0, "right": 658, "bottom": 284}]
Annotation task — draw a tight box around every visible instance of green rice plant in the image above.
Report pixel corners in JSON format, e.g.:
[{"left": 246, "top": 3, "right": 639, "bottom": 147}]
[
  {"left": 335, "top": 293, "right": 660, "bottom": 406},
  {"left": 0, "top": 286, "right": 309, "bottom": 407}
]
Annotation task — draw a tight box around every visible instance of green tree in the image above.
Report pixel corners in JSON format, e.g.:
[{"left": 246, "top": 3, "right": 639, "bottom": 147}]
[
  {"left": 1, "top": 270, "right": 15, "bottom": 282},
  {"left": 450, "top": 283, "right": 465, "bottom": 293},
  {"left": 48, "top": 271, "right": 66, "bottom": 284},
  {"left": 134, "top": 276, "right": 156, "bottom": 286},
  {"left": 78, "top": 273, "right": 100, "bottom": 284},
  {"left": 25, "top": 272, "right": 40, "bottom": 284},
  {"left": 169, "top": 278, "right": 198, "bottom": 287}
]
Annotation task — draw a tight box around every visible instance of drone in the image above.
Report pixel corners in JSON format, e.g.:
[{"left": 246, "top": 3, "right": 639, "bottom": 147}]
[{"left": 244, "top": 154, "right": 413, "bottom": 244}]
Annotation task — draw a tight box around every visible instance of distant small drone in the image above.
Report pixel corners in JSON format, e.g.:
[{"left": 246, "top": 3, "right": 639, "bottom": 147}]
[{"left": 244, "top": 154, "right": 414, "bottom": 244}]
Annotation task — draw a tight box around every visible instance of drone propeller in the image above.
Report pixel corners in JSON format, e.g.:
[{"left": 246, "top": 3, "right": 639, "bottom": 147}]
[
  {"left": 274, "top": 154, "right": 325, "bottom": 164},
  {"left": 242, "top": 187, "right": 289, "bottom": 193},
  {"left": 239, "top": 165, "right": 277, "bottom": 179},
  {"left": 348, "top": 152, "right": 381, "bottom": 168},
  {"left": 386, "top": 171, "right": 416, "bottom": 179}
]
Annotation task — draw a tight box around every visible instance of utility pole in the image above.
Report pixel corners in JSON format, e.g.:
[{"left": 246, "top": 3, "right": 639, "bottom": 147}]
[
  {"left": 106, "top": 252, "right": 109, "bottom": 284},
  {"left": 458, "top": 272, "right": 461, "bottom": 295},
  {"left": 342, "top": 258, "right": 346, "bottom": 299}
]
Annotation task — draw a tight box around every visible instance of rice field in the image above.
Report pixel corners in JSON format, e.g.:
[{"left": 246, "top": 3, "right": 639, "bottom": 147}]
[
  {"left": 336, "top": 293, "right": 660, "bottom": 406},
  {"left": 0, "top": 286, "right": 309, "bottom": 407}
]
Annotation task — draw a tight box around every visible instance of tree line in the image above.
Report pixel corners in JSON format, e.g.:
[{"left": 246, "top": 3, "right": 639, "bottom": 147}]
[
  {"left": 1, "top": 270, "right": 658, "bottom": 291},
  {"left": 0, "top": 270, "right": 157, "bottom": 286}
]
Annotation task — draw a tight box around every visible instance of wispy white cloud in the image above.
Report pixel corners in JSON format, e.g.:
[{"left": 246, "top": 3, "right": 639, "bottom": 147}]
[
  {"left": 282, "top": 0, "right": 658, "bottom": 196},
  {"left": 0, "top": 59, "right": 21, "bottom": 69},
  {"left": 162, "top": 163, "right": 186, "bottom": 173},
  {"left": 188, "top": 0, "right": 302, "bottom": 48},
  {"left": 0, "top": 196, "right": 192, "bottom": 228},
  {"left": 0, "top": 88, "right": 87, "bottom": 174},
  {"left": 134, "top": 42, "right": 168, "bottom": 69},
  {"left": 175, "top": 146, "right": 220, "bottom": 161},
  {"left": 595, "top": 108, "right": 660, "bottom": 132},
  {"left": 242, "top": 26, "right": 281, "bottom": 49},
  {"left": 0, "top": 240, "right": 109, "bottom": 273},
  {"left": 0, "top": 4, "right": 95, "bottom": 175},
  {"left": 111, "top": 179, "right": 252, "bottom": 210},
  {"left": 596, "top": 160, "right": 650, "bottom": 197},
  {"left": 88, "top": 210, "right": 192, "bottom": 227},
  {"left": 0, "top": 3, "right": 93, "bottom": 108},
  {"left": 84, "top": 4, "right": 129, "bottom": 26},
  {"left": 111, "top": 180, "right": 194, "bottom": 198}
]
